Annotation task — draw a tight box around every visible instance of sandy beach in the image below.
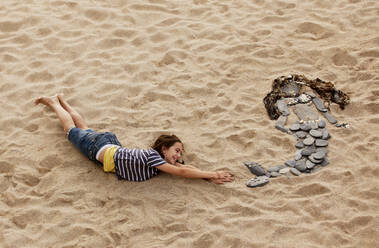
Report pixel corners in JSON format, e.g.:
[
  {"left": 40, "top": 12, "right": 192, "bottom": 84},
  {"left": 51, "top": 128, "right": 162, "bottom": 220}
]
[{"left": 1, "top": 0, "right": 378, "bottom": 247}]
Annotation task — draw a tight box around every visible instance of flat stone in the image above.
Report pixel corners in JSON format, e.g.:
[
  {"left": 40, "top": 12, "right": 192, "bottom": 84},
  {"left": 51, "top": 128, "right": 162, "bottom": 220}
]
[
  {"left": 316, "top": 147, "right": 328, "bottom": 154},
  {"left": 296, "top": 131, "right": 307, "bottom": 139},
  {"left": 309, "top": 155, "right": 323, "bottom": 164},
  {"left": 267, "top": 165, "right": 286, "bottom": 173},
  {"left": 269, "top": 172, "right": 282, "bottom": 178},
  {"left": 322, "top": 111, "right": 337, "bottom": 124},
  {"left": 243, "top": 162, "right": 266, "bottom": 176},
  {"left": 301, "top": 146, "right": 316, "bottom": 156},
  {"left": 290, "top": 168, "right": 301, "bottom": 176},
  {"left": 300, "top": 123, "right": 312, "bottom": 131},
  {"left": 306, "top": 91, "right": 316, "bottom": 98},
  {"left": 295, "top": 150, "right": 303, "bottom": 160},
  {"left": 311, "top": 165, "right": 322, "bottom": 174},
  {"left": 313, "top": 151, "right": 326, "bottom": 160},
  {"left": 315, "top": 139, "right": 328, "bottom": 147},
  {"left": 285, "top": 160, "right": 296, "bottom": 167},
  {"left": 279, "top": 168, "right": 290, "bottom": 174},
  {"left": 306, "top": 160, "right": 315, "bottom": 169},
  {"left": 274, "top": 115, "right": 287, "bottom": 133},
  {"left": 275, "top": 126, "right": 288, "bottom": 133},
  {"left": 303, "top": 136, "right": 315, "bottom": 146},
  {"left": 294, "top": 104, "right": 319, "bottom": 121},
  {"left": 246, "top": 176, "right": 270, "bottom": 188},
  {"left": 295, "top": 141, "right": 304, "bottom": 149},
  {"left": 322, "top": 130, "right": 330, "bottom": 140},
  {"left": 310, "top": 121, "right": 319, "bottom": 129},
  {"left": 320, "top": 157, "right": 329, "bottom": 167},
  {"left": 318, "top": 119, "right": 326, "bottom": 128},
  {"left": 290, "top": 123, "right": 300, "bottom": 131},
  {"left": 310, "top": 129, "right": 322, "bottom": 138},
  {"left": 277, "top": 99, "right": 290, "bottom": 116},
  {"left": 312, "top": 97, "right": 327, "bottom": 112},
  {"left": 295, "top": 160, "right": 307, "bottom": 172}
]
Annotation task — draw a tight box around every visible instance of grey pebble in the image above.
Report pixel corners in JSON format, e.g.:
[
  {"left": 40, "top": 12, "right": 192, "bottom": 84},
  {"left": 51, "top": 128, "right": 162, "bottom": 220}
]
[
  {"left": 275, "top": 115, "right": 288, "bottom": 133},
  {"left": 313, "top": 151, "right": 326, "bottom": 160},
  {"left": 275, "top": 124, "right": 288, "bottom": 133},
  {"left": 267, "top": 165, "right": 286, "bottom": 173},
  {"left": 285, "top": 160, "right": 296, "bottom": 167},
  {"left": 315, "top": 139, "right": 328, "bottom": 147},
  {"left": 279, "top": 168, "right": 290, "bottom": 174},
  {"left": 320, "top": 157, "right": 329, "bottom": 167},
  {"left": 290, "top": 123, "right": 300, "bottom": 131},
  {"left": 246, "top": 176, "right": 270, "bottom": 188},
  {"left": 310, "top": 129, "right": 322, "bottom": 138},
  {"left": 303, "top": 136, "right": 315, "bottom": 146},
  {"left": 311, "top": 165, "right": 322, "bottom": 174},
  {"left": 277, "top": 99, "right": 290, "bottom": 116},
  {"left": 316, "top": 147, "right": 328, "bottom": 154},
  {"left": 295, "top": 159, "right": 307, "bottom": 172},
  {"left": 296, "top": 131, "right": 307, "bottom": 139},
  {"left": 294, "top": 104, "right": 319, "bottom": 121},
  {"left": 312, "top": 97, "right": 327, "bottom": 112},
  {"left": 322, "top": 130, "right": 330, "bottom": 140},
  {"left": 270, "top": 172, "right": 282, "bottom": 177},
  {"left": 290, "top": 168, "right": 301, "bottom": 176},
  {"left": 310, "top": 121, "right": 319, "bottom": 129},
  {"left": 309, "top": 154, "right": 323, "bottom": 164},
  {"left": 306, "top": 160, "right": 315, "bottom": 169},
  {"left": 275, "top": 115, "right": 287, "bottom": 126},
  {"left": 300, "top": 123, "right": 312, "bottom": 131},
  {"left": 295, "top": 141, "right": 304, "bottom": 149},
  {"left": 318, "top": 119, "right": 326, "bottom": 128},
  {"left": 322, "top": 111, "right": 337, "bottom": 124},
  {"left": 301, "top": 146, "right": 316, "bottom": 156},
  {"left": 295, "top": 150, "right": 303, "bottom": 160},
  {"left": 305, "top": 91, "right": 316, "bottom": 98}
]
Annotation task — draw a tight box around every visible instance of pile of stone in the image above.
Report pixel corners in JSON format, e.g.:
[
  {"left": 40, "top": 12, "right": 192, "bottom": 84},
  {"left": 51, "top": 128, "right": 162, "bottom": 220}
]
[{"left": 246, "top": 77, "right": 348, "bottom": 188}]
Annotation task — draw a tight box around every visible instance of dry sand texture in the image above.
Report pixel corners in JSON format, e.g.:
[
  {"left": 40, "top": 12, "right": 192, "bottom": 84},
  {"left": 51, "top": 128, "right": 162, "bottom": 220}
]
[{"left": 1, "top": 0, "right": 379, "bottom": 247}]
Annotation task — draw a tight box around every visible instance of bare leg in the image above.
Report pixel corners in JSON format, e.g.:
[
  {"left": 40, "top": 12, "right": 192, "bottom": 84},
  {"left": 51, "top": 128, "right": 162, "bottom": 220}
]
[
  {"left": 57, "top": 94, "right": 88, "bottom": 130},
  {"left": 34, "top": 95, "right": 75, "bottom": 133}
]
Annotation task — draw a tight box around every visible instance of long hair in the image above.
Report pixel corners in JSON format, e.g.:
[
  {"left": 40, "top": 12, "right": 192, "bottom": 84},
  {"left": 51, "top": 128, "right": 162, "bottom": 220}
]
[{"left": 151, "top": 134, "right": 183, "bottom": 158}]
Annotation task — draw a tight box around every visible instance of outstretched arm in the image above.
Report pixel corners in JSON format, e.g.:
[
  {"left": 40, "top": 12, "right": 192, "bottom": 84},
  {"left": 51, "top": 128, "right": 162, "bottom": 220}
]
[{"left": 157, "top": 163, "right": 233, "bottom": 184}]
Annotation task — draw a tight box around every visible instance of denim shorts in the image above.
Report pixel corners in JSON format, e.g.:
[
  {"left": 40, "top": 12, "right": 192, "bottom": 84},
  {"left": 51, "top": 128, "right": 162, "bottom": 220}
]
[{"left": 68, "top": 128, "right": 122, "bottom": 161}]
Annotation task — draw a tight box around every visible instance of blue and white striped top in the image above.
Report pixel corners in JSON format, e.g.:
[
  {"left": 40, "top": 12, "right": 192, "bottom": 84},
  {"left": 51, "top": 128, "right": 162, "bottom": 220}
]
[{"left": 113, "top": 148, "right": 166, "bottom": 181}]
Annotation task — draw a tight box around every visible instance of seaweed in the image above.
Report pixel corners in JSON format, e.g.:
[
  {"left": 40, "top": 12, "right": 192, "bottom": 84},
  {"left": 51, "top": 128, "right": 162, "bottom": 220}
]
[{"left": 263, "top": 74, "right": 350, "bottom": 120}]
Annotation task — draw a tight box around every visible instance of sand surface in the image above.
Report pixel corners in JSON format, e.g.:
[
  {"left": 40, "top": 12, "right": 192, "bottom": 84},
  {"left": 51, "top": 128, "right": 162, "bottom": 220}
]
[{"left": 1, "top": 0, "right": 378, "bottom": 247}]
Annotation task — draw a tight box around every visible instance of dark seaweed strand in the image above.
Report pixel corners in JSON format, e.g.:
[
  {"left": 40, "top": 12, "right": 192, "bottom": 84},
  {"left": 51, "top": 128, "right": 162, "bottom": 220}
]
[{"left": 263, "top": 74, "right": 350, "bottom": 120}]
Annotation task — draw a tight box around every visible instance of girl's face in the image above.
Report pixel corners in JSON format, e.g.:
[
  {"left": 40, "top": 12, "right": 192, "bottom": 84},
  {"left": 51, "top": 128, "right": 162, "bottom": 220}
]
[{"left": 162, "top": 142, "right": 183, "bottom": 165}]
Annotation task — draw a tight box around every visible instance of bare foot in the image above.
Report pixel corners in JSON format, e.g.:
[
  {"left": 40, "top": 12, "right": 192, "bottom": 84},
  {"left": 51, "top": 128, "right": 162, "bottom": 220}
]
[{"left": 34, "top": 95, "right": 59, "bottom": 107}]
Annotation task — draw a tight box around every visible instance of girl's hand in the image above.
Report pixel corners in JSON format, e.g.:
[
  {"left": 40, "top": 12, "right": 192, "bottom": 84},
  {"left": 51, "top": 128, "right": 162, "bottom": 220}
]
[{"left": 211, "top": 171, "right": 234, "bottom": 184}]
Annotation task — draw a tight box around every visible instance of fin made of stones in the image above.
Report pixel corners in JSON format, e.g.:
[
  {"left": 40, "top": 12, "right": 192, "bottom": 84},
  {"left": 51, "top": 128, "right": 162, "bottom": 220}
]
[
  {"left": 275, "top": 115, "right": 288, "bottom": 133},
  {"left": 294, "top": 104, "right": 319, "bottom": 121},
  {"left": 312, "top": 97, "right": 328, "bottom": 112},
  {"left": 322, "top": 111, "right": 338, "bottom": 124},
  {"left": 277, "top": 99, "right": 290, "bottom": 116},
  {"left": 246, "top": 176, "right": 270, "bottom": 188},
  {"left": 243, "top": 162, "right": 266, "bottom": 176}
]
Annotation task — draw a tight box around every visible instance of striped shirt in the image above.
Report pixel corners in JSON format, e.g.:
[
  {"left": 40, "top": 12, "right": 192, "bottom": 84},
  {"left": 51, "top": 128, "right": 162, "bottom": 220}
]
[{"left": 113, "top": 147, "right": 166, "bottom": 181}]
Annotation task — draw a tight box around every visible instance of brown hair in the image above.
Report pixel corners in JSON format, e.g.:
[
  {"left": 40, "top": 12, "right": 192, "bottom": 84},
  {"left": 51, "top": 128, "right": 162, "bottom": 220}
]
[{"left": 151, "top": 134, "right": 183, "bottom": 158}]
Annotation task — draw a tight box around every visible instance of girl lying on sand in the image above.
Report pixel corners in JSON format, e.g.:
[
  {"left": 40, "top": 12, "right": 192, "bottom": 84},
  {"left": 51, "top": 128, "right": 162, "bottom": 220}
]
[{"left": 35, "top": 94, "right": 233, "bottom": 184}]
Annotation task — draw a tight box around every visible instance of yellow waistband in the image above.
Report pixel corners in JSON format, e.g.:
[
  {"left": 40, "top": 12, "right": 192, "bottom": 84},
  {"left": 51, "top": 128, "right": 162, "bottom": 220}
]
[{"left": 103, "top": 146, "right": 118, "bottom": 173}]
